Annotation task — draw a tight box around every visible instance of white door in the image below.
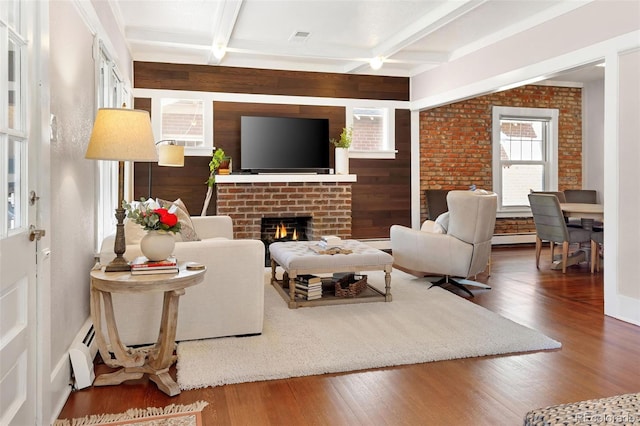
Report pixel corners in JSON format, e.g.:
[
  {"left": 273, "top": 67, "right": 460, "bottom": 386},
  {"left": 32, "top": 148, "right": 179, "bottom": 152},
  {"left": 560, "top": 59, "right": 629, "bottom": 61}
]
[{"left": 0, "top": 1, "right": 47, "bottom": 424}]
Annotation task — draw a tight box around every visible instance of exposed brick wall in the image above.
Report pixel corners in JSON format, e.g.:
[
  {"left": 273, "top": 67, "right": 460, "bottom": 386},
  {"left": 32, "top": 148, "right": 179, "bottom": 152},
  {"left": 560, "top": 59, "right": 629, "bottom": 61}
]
[
  {"left": 216, "top": 182, "right": 352, "bottom": 239},
  {"left": 419, "top": 85, "right": 582, "bottom": 234}
]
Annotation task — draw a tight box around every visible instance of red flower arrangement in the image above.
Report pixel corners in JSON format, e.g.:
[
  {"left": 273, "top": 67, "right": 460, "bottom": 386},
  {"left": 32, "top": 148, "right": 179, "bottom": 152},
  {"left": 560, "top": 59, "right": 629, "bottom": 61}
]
[{"left": 123, "top": 199, "right": 182, "bottom": 234}]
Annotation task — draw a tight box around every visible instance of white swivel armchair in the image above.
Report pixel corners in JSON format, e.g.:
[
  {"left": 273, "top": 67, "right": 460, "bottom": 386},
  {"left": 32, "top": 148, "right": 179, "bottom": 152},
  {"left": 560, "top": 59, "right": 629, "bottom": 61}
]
[{"left": 390, "top": 190, "right": 497, "bottom": 297}]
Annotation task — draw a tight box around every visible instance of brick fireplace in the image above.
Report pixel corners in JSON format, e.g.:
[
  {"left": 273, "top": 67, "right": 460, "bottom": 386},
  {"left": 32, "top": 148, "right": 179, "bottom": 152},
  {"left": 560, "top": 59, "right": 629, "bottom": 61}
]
[{"left": 215, "top": 178, "right": 354, "bottom": 240}]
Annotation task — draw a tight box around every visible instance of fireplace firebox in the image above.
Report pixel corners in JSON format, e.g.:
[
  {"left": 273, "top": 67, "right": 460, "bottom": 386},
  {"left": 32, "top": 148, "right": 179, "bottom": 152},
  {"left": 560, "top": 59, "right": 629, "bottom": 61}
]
[{"left": 261, "top": 216, "right": 312, "bottom": 266}]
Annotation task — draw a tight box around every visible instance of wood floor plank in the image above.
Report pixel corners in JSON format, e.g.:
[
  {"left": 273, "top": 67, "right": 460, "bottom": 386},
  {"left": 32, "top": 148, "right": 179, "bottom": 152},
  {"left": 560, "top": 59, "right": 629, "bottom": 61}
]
[{"left": 57, "top": 246, "right": 640, "bottom": 425}]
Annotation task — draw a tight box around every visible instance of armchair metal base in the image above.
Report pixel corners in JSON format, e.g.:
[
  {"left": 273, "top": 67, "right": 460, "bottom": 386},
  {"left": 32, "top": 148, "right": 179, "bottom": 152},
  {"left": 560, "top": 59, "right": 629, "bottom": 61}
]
[{"left": 426, "top": 276, "right": 491, "bottom": 298}]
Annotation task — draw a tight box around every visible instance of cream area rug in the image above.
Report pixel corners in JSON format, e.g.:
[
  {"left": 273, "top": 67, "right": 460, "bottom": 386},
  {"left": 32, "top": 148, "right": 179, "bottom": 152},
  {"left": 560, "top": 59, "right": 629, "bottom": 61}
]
[
  {"left": 54, "top": 401, "right": 208, "bottom": 426},
  {"left": 177, "top": 269, "right": 561, "bottom": 390}
]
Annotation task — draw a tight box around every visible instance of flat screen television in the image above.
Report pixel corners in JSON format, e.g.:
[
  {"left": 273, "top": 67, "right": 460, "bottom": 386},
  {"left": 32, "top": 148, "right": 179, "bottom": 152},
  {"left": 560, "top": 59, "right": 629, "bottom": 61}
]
[{"left": 240, "top": 116, "right": 330, "bottom": 173}]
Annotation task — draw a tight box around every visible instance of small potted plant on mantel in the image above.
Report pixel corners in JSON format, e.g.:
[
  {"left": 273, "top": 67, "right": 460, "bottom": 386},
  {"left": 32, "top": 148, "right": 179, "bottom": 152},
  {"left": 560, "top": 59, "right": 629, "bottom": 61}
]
[
  {"left": 200, "top": 147, "right": 226, "bottom": 216},
  {"left": 330, "top": 127, "right": 352, "bottom": 175}
]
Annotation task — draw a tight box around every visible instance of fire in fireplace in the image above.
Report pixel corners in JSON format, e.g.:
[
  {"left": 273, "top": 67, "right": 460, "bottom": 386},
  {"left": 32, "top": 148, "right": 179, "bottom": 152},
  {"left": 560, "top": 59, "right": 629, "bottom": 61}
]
[{"left": 261, "top": 216, "right": 312, "bottom": 266}]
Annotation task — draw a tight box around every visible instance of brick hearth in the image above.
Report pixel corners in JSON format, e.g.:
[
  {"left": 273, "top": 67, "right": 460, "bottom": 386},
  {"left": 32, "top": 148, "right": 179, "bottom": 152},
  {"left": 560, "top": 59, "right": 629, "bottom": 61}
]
[{"left": 216, "top": 182, "right": 352, "bottom": 240}]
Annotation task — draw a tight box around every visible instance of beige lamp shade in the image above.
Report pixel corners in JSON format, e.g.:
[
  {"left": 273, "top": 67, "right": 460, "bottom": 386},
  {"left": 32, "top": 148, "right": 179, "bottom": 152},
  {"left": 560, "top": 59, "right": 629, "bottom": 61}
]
[
  {"left": 85, "top": 108, "right": 158, "bottom": 162},
  {"left": 158, "top": 144, "right": 185, "bottom": 167}
]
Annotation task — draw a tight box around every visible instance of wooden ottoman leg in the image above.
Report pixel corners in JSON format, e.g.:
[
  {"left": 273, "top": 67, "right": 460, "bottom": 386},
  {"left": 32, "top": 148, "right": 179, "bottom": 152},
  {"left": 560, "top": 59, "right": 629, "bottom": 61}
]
[{"left": 384, "top": 266, "right": 392, "bottom": 302}]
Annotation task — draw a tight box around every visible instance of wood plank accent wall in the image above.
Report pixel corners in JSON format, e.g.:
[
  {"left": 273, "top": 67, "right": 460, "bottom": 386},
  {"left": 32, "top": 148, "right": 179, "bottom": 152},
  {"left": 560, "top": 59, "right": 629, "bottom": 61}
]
[
  {"left": 132, "top": 62, "right": 411, "bottom": 239},
  {"left": 134, "top": 62, "right": 409, "bottom": 101}
]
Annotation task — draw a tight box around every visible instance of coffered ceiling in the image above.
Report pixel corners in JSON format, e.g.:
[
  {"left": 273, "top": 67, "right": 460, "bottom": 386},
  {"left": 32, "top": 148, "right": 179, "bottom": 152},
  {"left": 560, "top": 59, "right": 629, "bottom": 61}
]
[{"left": 109, "top": 0, "right": 604, "bottom": 81}]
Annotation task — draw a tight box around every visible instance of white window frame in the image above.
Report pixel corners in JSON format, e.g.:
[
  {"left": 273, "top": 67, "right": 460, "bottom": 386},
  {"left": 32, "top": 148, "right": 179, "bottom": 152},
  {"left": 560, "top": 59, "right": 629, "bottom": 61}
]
[
  {"left": 492, "top": 106, "right": 559, "bottom": 217},
  {"left": 151, "top": 93, "right": 213, "bottom": 156},
  {"left": 94, "top": 40, "right": 130, "bottom": 249},
  {"left": 158, "top": 97, "right": 207, "bottom": 149},
  {"left": 1, "top": 11, "right": 29, "bottom": 238},
  {"left": 346, "top": 106, "right": 396, "bottom": 159}
]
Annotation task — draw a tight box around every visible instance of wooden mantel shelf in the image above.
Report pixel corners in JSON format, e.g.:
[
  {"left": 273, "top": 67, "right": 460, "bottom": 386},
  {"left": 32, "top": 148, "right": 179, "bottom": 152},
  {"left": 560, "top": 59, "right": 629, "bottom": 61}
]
[{"left": 215, "top": 174, "right": 357, "bottom": 184}]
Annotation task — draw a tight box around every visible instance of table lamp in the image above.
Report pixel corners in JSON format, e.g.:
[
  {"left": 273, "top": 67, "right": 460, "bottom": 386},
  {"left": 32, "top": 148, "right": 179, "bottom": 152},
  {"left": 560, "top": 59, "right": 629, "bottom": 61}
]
[
  {"left": 148, "top": 140, "right": 185, "bottom": 198},
  {"left": 85, "top": 108, "right": 158, "bottom": 272}
]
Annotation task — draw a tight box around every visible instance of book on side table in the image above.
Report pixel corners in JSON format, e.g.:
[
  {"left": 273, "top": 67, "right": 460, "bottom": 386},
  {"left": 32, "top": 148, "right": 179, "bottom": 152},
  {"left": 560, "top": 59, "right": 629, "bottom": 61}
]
[{"left": 130, "top": 256, "right": 179, "bottom": 275}]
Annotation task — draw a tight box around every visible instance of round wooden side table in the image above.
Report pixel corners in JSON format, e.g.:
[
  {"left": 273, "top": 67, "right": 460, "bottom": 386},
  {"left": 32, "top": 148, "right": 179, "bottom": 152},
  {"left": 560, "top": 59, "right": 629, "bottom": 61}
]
[{"left": 89, "top": 264, "right": 205, "bottom": 396}]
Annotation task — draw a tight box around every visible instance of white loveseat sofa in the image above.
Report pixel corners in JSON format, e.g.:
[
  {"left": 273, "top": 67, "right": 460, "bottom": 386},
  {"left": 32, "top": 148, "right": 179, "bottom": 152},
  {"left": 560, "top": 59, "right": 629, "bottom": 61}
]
[{"left": 99, "top": 215, "right": 265, "bottom": 346}]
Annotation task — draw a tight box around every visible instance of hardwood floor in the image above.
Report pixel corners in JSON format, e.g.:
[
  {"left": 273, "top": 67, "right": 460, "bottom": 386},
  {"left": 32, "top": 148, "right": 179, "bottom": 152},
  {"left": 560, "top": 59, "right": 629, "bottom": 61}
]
[{"left": 58, "top": 246, "right": 640, "bottom": 425}]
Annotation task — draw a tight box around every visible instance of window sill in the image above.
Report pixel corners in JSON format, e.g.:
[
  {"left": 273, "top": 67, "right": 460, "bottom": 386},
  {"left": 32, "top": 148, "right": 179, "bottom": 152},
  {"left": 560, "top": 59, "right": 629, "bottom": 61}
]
[{"left": 348, "top": 150, "right": 397, "bottom": 159}]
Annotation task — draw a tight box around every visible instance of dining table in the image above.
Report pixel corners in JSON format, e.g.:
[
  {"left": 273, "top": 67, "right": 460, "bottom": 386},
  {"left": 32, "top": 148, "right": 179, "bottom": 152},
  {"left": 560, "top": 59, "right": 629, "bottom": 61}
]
[
  {"left": 553, "top": 203, "right": 604, "bottom": 270},
  {"left": 559, "top": 203, "right": 604, "bottom": 221}
]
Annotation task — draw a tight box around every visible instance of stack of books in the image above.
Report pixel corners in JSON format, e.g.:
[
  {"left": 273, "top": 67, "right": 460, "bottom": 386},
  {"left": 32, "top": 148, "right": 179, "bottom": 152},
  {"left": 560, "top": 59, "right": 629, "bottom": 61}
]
[
  {"left": 295, "top": 274, "right": 322, "bottom": 300},
  {"left": 319, "top": 235, "right": 342, "bottom": 249},
  {"left": 130, "top": 256, "right": 179, "bottom": 275}
]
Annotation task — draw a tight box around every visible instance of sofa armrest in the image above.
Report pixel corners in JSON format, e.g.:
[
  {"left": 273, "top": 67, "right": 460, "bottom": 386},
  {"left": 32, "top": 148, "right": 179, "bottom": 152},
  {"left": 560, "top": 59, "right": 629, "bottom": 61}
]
[
  {"left": 191, "top": 215, "right": 233, "bottom": 239},
  {"left": 106, "top": 237, "right": 266, "bottom": 345},
  {"left": 390, "top": 224, "right": 472, "bottom": 276}
]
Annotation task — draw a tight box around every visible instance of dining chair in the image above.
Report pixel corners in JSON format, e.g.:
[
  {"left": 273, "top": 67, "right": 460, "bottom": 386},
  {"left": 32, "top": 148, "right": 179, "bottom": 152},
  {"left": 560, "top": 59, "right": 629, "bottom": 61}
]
[
  {"left": 530, "top": 190, "right": 567, "bottom": 203},
  {"left": 564, "top": 189, "right": 598, "bottom": 204},
  {"left": 591, "top": 230, "right": 604, "bottom": 273},
  {"left": 528, "top": 193, "right": 592, "bottom": 273},
  {"left": 425, "top": 189, "right": 450, "bottom": 220}
]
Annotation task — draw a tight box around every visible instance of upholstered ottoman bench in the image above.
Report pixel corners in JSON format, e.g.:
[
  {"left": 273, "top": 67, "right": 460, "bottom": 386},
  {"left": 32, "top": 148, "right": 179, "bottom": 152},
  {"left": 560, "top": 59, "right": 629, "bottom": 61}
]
[
  {"left": 269, "top": 240, "right": 394, "bottom": 308},
  {"left": 523, "top": 392, "right": 639, "bottom": 425}
]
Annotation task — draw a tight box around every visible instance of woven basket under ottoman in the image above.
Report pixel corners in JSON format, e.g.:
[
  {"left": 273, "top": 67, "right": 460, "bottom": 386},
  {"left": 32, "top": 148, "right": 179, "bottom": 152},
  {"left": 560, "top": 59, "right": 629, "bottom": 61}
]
[{"left": 523, "top": 392, "right": 639, "bottom": 425}]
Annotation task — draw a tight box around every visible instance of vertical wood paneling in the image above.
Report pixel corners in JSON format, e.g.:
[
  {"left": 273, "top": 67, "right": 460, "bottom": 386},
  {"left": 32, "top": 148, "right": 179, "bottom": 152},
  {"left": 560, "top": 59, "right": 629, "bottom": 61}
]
[
  {"left": 350, "top": 109, "right": 412, "bottom": 239},
  {"left": 133, "top": 63, "right": 411, "bottom": 236}
]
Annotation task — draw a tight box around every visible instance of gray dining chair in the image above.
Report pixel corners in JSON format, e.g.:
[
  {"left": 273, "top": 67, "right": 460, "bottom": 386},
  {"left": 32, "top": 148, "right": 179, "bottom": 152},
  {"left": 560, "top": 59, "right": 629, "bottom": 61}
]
[
  {"left": 528, "top": 193, "right": 591, "bottom": 273},
  {"left": 564, "top": 189, "right": 598, "bottom": 204},
  {"left": 425, "top": 189, "right": 450, "bottom": 221},
  {"left": 591, "top": 230, "right": 604, "bottom": 273}
]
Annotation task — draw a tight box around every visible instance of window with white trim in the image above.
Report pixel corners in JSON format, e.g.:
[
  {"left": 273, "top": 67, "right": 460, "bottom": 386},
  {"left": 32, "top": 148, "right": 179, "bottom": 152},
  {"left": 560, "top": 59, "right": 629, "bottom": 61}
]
[
  {"left": 95, "top": 42, "right": 129, "bottom": 248},
  {"left": 492, "top": 106, "right": 558, "bottom": 216},
  {"left": 2, "top": 4, "right": 28, "bottom": 237},
  {"left": 348, "top": 106, "right": 395, "bottom": 159},
  {"left": 160, "top": 98, "right": 204, "bottom": 147}
]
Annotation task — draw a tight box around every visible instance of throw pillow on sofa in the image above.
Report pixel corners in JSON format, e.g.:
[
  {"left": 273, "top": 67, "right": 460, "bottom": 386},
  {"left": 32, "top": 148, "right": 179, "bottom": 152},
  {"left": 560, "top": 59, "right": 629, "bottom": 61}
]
[{"left": 156, "top": 198, "right": 200, "bottom": 242}]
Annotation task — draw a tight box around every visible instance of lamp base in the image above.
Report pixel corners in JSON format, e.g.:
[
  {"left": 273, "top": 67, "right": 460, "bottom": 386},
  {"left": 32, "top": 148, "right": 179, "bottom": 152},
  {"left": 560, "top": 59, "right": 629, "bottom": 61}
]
[{"left": 104, "top": 255, "right": 131, "bottom": 272}]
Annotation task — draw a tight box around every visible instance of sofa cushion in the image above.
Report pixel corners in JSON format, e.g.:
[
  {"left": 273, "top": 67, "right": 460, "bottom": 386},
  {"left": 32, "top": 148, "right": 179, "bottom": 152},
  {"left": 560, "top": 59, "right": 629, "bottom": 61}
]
[
  {"left": 156, "top": 198, "right": 200, "bottom": 242},
  {"left": 435, "top": 212, "right": 450, "bottom": 233}
]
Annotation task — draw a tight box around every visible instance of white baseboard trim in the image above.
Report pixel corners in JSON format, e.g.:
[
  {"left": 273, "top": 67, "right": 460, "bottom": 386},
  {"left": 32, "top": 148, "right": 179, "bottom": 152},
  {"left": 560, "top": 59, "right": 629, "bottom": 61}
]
[{"left": 50, "top": 347, "right": 73, "bottom": 425}]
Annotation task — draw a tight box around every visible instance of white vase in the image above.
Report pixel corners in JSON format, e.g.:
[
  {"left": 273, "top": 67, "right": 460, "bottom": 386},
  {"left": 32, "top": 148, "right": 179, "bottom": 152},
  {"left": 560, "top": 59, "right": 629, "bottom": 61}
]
[
  {"left": 335, "top": 147, "right": 349, "bottom": 175},
  {"left": 140, "top": 230, "right": 176, "bottom": 261}
]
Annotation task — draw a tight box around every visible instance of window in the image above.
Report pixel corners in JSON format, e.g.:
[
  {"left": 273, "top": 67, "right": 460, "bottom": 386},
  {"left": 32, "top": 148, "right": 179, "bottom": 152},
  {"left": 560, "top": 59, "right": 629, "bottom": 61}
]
[
  {"left": 94, "top": 42, "right": 130, "bottom": 248},
  {"left": 348, "top": 106, "right": 395, "bottom": 159},
  {"left": 2, "top": 8, "right": 28, "bottom": 236},
  {"left": 160, "top": 98, "right": 204, "bottom": 147},
  {"left": 492, "top": 106, "right": 558, "bottom": 216}
]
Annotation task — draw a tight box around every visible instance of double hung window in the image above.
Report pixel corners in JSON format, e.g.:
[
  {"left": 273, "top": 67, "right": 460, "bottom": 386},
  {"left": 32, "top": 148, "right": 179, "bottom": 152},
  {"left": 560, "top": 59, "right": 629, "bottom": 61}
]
[{"left": 492, "top": 106, "right": 559, "bottom": 216}]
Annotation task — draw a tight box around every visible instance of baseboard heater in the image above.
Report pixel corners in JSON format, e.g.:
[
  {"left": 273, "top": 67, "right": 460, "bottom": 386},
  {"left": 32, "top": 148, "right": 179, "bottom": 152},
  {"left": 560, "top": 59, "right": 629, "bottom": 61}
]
[{"left": 69, "top": 318, "right": 98, "bottom": 390}]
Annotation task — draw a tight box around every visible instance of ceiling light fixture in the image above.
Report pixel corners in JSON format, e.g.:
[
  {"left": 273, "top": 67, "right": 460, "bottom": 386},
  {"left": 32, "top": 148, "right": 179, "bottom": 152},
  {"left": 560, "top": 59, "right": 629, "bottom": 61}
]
[
  {"left": 370, "top": 56, "right": 384, "bottom": 71},
  {"left": 212, "top": 45, "right": 226, "bottom": 60}
]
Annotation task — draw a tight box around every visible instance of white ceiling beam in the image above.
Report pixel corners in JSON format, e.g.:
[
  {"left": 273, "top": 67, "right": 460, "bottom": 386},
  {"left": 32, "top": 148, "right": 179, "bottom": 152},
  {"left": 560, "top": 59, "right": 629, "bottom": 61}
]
[
  {"left": 208, "top": 0, "right": 244, "bottom": 65},
  {"left": 228, "top": 38, "right": 368, "bottom": 62},
  {"left": 343, "top": 0, "right": 487, "bottom": 74},
  {"left": 126, "top": 27, "right": 212, "bottom": 50}
]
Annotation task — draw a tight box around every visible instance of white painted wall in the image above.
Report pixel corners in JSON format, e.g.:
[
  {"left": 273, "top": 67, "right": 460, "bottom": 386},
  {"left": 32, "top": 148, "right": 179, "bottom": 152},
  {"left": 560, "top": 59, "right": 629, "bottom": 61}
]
[
  {"left": 50, "top": 0, "right": 97, "bottom": 386},
  {"left": 48, "top": 1, "right": 133, "bottom": 418},
  {"left": 410, "top": 1, "right": 640, "bottom": 325},
  {"left": 583, "top": 79, "right": 605, "bottom": 201},
  {"left": 604, "top": 48, "right": 640, "bottom": 324}
]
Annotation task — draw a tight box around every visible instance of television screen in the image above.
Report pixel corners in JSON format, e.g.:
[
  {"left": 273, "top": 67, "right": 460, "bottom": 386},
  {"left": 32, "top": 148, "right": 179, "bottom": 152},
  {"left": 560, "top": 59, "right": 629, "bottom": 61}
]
[{"left": 240, "top": 116, "right": 330, "bottom": 173}]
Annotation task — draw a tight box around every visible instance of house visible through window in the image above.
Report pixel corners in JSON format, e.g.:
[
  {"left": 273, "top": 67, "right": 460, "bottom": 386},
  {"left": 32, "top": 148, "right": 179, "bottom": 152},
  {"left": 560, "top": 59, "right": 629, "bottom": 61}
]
[
  {"left": 161, "top": 99, "right": 204, "bottom": 147},
  {"left": 492, "top": 106, "right": 558, "bottom": 215},
  {"left": 349, "top": 106, "right": 395, "bottom": 159}
]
